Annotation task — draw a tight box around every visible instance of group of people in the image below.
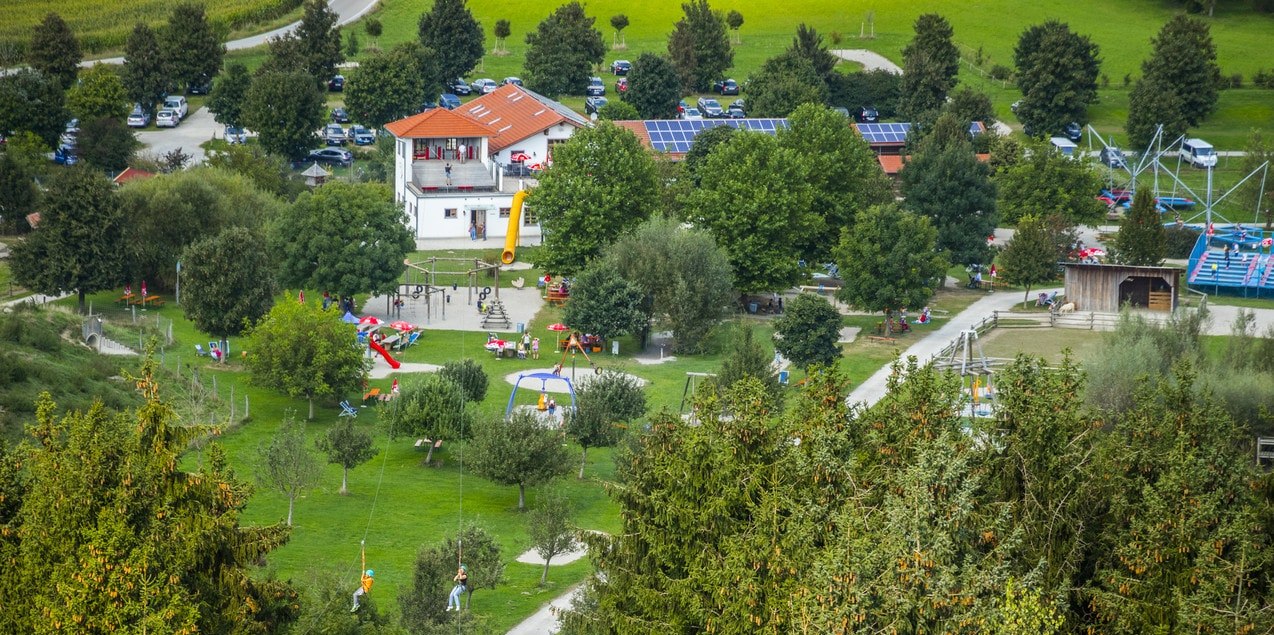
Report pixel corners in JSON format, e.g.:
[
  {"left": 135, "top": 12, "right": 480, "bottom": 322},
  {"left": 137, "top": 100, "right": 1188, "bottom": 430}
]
[
  {"left": 494, "top": 333, "right": 540, "bottom": 359},
  {"left": 351, "top": 546, "right": 470, "bottom": 615}
]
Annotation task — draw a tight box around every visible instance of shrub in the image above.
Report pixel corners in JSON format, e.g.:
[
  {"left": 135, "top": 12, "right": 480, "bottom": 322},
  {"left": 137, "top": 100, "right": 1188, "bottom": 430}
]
[
  {"left": 1227, "top": 73, "right": 1243, "bottom": 89},
  {"left": 1123, "top": 73, "right": 1132, "bottom": 87},
  {"left": 1163, "top": 226, "right": 1201, "bottom": 258},
  {"left": 989, "top": 64, "right": 1012, "bottom": 81}
]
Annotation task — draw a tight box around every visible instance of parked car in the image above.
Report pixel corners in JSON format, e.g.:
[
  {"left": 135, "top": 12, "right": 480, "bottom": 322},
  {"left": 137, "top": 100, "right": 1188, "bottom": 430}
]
[
  {"left": 712, "top": 79, "right": 740, "bottom": 95},
  {"left": 328, "top": 75, "right": 345, "bottom": 91},
  {"left": 678, "top": 99, "right": 689, "bottom": 115},
  {"left": 502, "top": 77, "right": 523, "bottom": 87},
  {"left": 729, "top": 98, "right": 745, "bottom": 111},
  {"left": 615, "top": 77, "right": 629, "bottom": 93},
  {"left": 187, "top": 76, "right": 211, "bottom": 95},
  {"left": 1063, "top": 121, "right": 1082, "bottom": 143},
  {"left": 611, "top": 59, "right": 631, "bottom": 75},
  {"left": 156, "top": 109, "right": 180, "bottom": 128},
  {"left": 586, "top": 77, "right": 605, "bottom": 96},
  {"left": 726, "top": 106, "right": 746, "bottom": 119},
  {"left": 1099, "top": 146, "right": 1127, "bottom": 170},
  {"left": 681, "top": 107, "right": 703, "bottom": 121},
  {"left": 127, "top": 108, "right": 151, "bottom": 128},
  {"left": 1010, "top": 100, "right": 1021, "bottom": 114},
  {"left": 225, "top": 126, "right": 247, "bottom": 144},
  {"left": 163, "top": 95, "right": 188, "bottom": 119},
  {"left": 1179, "top": 138, "right": 1217, "bottom": 168},
  {"left": 350, "top": 125, "right": 375, "bottom": 145},
  {"left": 52, "top": 144, "right": 77, "bottom": 165},
  {"left": 855, "top": 106, "right": 879, "bottom": 123},
  {"left": 64, "top": 118, "right": 80, "bottom": 134},
  {"left": 439, "top": 93, "right": 461, "bottom": 110},
  {"left": 585, "top": 96, "right": 609, "bottom": 115},
  {"left": 450, "top": 79, "right": 473, "bottom": 95},
  {"left": 331, "top": 107, "right": 351, "bottom": 123},
  {"left": 470, "top": 78, "right": 498, "bottom": 94},
  {"left": 324, "top": 124, "right": 347, "bottom": 146},
  {"left": 420, "top": 99, "right": 438, "bottom": 111},
  {"left": 307, "top": 147, "right": 353, "bottom": 167},
  {"left": 696, "top": 97, "right": 723, "bottom": 118}
]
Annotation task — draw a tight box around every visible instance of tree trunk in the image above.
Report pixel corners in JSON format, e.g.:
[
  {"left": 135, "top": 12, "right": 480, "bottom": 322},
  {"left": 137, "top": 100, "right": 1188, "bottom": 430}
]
[
  {"left": 220, "top": 337, "right": 229, "bottom": 363},
  {"left": 340, "top": 467, "right": 349, "bottom": 495},
  {"left": 1023, "top": 285, "right": 1032, "bottom": 309},
  {"left": 578, "top": 446, "right": 588, "bottom": 479},
  {"left": 883, "top": 309, "right": 893, "bottom": 336},
  {"left": 540, "top": 555, "right": 552, "bottom": 584},
  {"left": 78, "top": 289, "right": 87, "bottom": 314},
  {"left": 518, "top": 483, "right": 526, "bottom": 510},
  {"left": 286, "top": 495, "right": 295, "bottom": 526},
  {"left": 307, "top": 396, "right": 315, "bottom": 420},
  {"left": 425, "top": 444, "right": 436, "bottom": 465}
]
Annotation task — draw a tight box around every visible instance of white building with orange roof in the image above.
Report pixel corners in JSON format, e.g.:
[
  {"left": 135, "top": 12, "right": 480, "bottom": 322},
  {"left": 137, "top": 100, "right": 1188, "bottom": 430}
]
[{"left": 387, "top": 84, "right": 588, "bottom": 240}]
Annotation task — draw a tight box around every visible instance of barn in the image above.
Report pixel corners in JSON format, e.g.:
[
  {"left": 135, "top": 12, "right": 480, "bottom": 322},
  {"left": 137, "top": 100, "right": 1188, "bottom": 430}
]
[{"left": 1061, "top": 263, "right": 1184, "bottom": 312}]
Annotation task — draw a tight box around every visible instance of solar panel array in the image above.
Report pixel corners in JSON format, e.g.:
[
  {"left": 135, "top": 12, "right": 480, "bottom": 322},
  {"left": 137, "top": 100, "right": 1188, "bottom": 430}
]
[
  {"left": 642, "top": 118, "right": 789, "bottom": 153},
  {"left": 855, "top": 121, "right": 985, "bottom": 145}
]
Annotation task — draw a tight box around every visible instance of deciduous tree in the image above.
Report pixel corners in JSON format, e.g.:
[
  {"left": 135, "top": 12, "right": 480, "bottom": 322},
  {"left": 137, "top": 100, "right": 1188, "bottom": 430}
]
[
  {"left": 901, "top": 112, "right": 998, "bottom": 266},
  {"left": 66, "top": 64, "right": 129, "bottom": 122},
  {"left": 493, "top": 19, "right": 511, "bottom": 54},
  {"left": 179, "top": 227, "right": 278, "bottom": 352},
  {"left": 418, "top": 0, "right": 485, "bottom": 92},
  {"left": 9, "top": 167, "right": 125, "bottom": 313},
  {"left": 610, "top": 14, "right": 629, "bottom": 47},
  {"left": 995, "top": 139, "right": 1105, "bottom": 225},
  {"left": 122, "top": 23, "right": 168, "bottom": 115},
  {"left": 471, "top": 411, "right": 572, "bottom": 509},
  {"left": 997, "top": 214, "right": 1058, "bottom": 307},
  {"left": 76, "top": 116, "right": 139, "bottom": 172},
  {"left": 1013, "top": 21, "right": 1101, "bottom": 136},
  {"left": 899, "top": 13, "right": 959, "bottom": 121},
  {"left": 0, "top": 153, "right": 38, "bottom": 234},
  {"left": 0, "top": 69, "right": 68, "bottom": 147},
  {"left": 741, "top": 50, "right": 827, "bottom": 118},
  {"left": 1126, "top": 74, "right": 1188, "bottom": 150},
  {"left": 1238, "top": 128, "right": 1273, "bottom": 228},
  {"left": 28, "top": 13, "right": 80, "bottom": 89},
  {"left": 531, "top": 122, "right": 659, "bottom": 275},
  {"left": 725, "top": 10, "right": 744, "bottom": 44},
  {"left": 564, "top": 370, "right": 646, "bottom": 478},
  {"left": 596, "top": 98, "right": 639, "bottom": 121},
  {"left": 271, "top": 182, "right": 413, "bottom": 297},
  {"left": 164, "top": 2, "right": 224, "bottom": 91},
  {"left": 208, "top": 63, "right": 252, "bottom": 128},
  {"left": 243, "top": 70, "right": 325, "bottom": 159},
  {"left": 315, "top": 417, "right": 377, "bottom": 495},
  {"left": 400, "top": 525, "right": 503, "bottom": 628},
  {"left": 524, "top": 2, "right": 605, "bottom": 98},
  {"left": 623, "top": 52, "right": 681, "bottom": 119},
  {"left": 667, "top": 0, "right": 733, "bottom": 93},
  {"left": 244, "top": 300, "right": 368, "bottom": 419},
  {"left": 439, "top": 358, "right": 489, "bottom": 403},
  {"left": 773, "top": 293, "right": 842, "bottom": 369},
  {"left": 345, "top": 42, "right": 440, "bottom": 129},
  {"left": 257, "top": 416, "right": 322, "bottom": 525},
  {"left": 263, "top": 0, "right": 343, "bottom": 84},
  {"left": 563, "top": 260, "right": 646, "bottom": 342},
  {"left": 1114, "top": 189, "right": 1166, "bottom": 266},
  {"left": 527, "top": 488, "right": 576, "bottom": 584},
  {"left": 1140, "top": 15, "right": 1221, "bottom": 126},
  {"left": 381, "top": 372, "right": 471, "bottom": 464},
  {"left": 835, "top": 204, "right": 947, "bottom": 334}
]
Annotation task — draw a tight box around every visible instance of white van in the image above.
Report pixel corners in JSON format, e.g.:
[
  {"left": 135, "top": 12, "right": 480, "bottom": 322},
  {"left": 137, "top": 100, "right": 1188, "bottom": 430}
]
[
  {"left": 1049, "top": 136, "right": 1078, "bottom": 159},
  {"left": 163, "top": 95, "right": 188, "bottom": 120},
  {"left": 1179, "top": 138, "right": 1217, "bottom": 168}
]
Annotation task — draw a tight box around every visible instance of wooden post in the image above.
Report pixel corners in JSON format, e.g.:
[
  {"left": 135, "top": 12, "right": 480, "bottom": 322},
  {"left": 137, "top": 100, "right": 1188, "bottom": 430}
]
[
  {"left": 245, "top": 395, "right": 250, "bottom": 419},
  {"left": 229, "top": 385, "right": 235, "bottom": 421}
]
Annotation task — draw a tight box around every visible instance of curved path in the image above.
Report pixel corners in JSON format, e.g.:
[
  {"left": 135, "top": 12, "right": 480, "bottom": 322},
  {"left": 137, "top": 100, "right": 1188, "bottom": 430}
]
[
  {"left": 81, "top": 0, "right": 380, "bottom": 66},
  {"left": 830, "top": 49, "right": 902, "bottom": 74}
]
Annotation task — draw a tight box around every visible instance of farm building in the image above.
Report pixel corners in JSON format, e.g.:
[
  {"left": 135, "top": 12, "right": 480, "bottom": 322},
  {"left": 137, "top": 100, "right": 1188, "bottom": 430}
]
[{"left": 1061, "top": 263, "right": 1183, "bottom": 312}]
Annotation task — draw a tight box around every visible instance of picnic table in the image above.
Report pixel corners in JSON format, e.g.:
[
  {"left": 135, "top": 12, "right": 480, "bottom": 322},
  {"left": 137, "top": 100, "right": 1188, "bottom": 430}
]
[
  {"left": 380, "top": 334, "right": 401, "bottom": 348},
  {"left": 116, "top": 293, "right": 135, "bottom": 306},
  {"left": 128, "top": 295, "right": 165, "bottom": 307}
]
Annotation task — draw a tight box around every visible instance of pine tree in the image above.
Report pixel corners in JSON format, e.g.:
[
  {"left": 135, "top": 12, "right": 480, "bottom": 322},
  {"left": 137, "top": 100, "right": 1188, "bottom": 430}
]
[
  {"left": 28, "top": 13, "right": 80, "bottom": 89},
  {"left": 1114, "top": 189, "right": 1166, "bottom": 265},
  {"left": 899, "top": 13, "right": 959, "bottom": 121},
  {"left": 418, "top": 0, "right": 485, "bottom": 92}
]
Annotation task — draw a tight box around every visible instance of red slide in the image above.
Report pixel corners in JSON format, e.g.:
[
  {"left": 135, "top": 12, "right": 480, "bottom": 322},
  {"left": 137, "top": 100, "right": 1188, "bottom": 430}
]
[{"left": 368, "top": 339, "right": 401, "bottom": 369}]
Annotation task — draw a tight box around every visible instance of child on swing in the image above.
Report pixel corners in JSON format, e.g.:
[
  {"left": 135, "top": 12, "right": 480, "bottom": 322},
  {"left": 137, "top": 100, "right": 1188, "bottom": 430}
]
[
  {"left": 446, "top": 565, "right": 468, "bottom": 611},
  {"left": 351, "top": 542, "right": 375, "bottom": 612}
]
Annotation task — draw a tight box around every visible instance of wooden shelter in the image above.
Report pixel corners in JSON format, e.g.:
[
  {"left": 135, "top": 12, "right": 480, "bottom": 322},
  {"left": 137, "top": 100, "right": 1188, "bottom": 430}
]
[{"left": 1062, "top": 263, "right": 1183, "bottom": 312}]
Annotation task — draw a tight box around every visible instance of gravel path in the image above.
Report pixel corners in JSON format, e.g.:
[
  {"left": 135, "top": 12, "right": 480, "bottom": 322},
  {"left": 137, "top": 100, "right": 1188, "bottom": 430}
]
[{"left": 830, "top": 49, "right": 902, "bottom": 74}]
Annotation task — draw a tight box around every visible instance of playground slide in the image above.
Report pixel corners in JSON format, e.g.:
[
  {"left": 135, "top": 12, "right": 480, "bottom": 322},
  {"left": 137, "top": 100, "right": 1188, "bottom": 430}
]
[
  {"left": 368, "top": 339, "right": 401, "bottom": 369},
  {"left": 501, "top": 190, "right": 529, "bottom": 265}
]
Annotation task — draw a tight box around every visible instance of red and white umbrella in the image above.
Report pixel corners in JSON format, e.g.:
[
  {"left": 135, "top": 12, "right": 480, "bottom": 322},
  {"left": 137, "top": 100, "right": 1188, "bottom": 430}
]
[
  {"left": 1079, "top": 247, "right": 1106, "bottom": 259},
  {"left": 391, "top": 378, "right": 399, "bottom": 394},
  {"left": 546, "top": 323, "right": 569, "bottom": 332},
  {"left": 141, "top": 280, "right": 148, "bottom": 299},
  {"left": 389, "top": 320, "right": 416, "bottom": 332},
  {"left": 510, "top": 151, "right": 531, "bottom": 162},
  {"left": 359, "top": 316, "right": 383, "bottom": 326}
]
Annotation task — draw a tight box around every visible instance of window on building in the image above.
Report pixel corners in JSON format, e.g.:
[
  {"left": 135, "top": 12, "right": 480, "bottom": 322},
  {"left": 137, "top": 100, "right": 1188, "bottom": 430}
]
[
  {"left": 444, "top": 208, "right": 457, "bottom": 219},
  {"left": 499, "top": 207, "right": 511, "bottom": 218},
  {"left": 522, "top": 207, "right": 537, "bottom": 226}
]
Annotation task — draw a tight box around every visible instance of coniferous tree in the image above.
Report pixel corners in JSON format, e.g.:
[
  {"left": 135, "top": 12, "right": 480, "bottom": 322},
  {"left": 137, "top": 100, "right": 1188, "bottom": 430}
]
[
  {"left": 667, "top": 0, "right": 733, "bottom": 93},
  {"left": 899, "top": 14, "right": 959, "bottom": 121},
  {"left": 0, "top": 152, "right": 38, "bottom": 234},
  {"left": 1013, "top": 21, "right": 1101, "bottom": 136},
  {"left": 28, "top": 13, "right": 80, "bottom": 89},
  {"left": 418, "top": 0, "right": 485, "bottom": 92},
  {"left": 1114, "top": 189, "right": 1166, "bottom": 266},
  {"left": 165, "top": 2, "right": 224, "bottom": 91},
  {"left": 715, "top": 325, "right": 782, "bottom": 411},
  {"left": 523, "top": 2, "right": 605, "bottom": 98},
  {"left": 122, "top": 23, "right": 169, "bottom": 115}
]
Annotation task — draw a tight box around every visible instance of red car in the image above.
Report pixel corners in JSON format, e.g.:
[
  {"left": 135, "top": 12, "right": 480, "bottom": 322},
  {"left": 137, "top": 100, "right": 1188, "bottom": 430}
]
[{"left": 615, "top": 77, "right": 629, "bottom": 94}]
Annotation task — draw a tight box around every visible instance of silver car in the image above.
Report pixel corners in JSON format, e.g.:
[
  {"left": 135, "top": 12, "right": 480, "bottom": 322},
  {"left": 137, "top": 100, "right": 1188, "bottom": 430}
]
[{"left": 156, "top": 110, "right": 179, "bottom": 128}]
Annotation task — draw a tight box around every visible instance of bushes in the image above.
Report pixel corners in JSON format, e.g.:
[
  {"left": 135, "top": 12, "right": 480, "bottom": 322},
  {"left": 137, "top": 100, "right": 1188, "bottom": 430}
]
[{"left": 1163, "top": 226, "right": 1202, "bottom": 258}]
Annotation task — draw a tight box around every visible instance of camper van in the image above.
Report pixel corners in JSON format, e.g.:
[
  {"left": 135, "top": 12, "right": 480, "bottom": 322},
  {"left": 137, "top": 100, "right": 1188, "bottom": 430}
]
[
  {"left": 1049, "top": 137, "right": 1079, "bottom": 159},
  {"left": 1179, "top": 138, "right": 1217, "bottom": 168}
]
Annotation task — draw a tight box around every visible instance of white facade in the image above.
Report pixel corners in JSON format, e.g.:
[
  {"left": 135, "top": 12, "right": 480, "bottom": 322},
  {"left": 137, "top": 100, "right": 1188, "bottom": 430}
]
[{"left": 488, "top": 121, "right": 578, "bottom": 166}]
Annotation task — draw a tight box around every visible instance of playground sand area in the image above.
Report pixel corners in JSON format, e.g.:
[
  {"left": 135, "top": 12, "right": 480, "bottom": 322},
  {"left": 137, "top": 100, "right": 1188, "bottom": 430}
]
[{"left": 363, "top": 281, "right": 544, "bottom": 334}]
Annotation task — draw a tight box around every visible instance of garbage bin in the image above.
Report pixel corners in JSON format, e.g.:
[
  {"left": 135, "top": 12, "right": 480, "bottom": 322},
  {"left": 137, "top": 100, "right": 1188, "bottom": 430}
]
[
  {"left": 611, "top": 340, "right": 619, "bottom": 355},
  {"left": 747, "top": 302, "right": 758, "bottom": 314},
  {"left": 778, "top": 370, "right": 790, "bottom": 385},
  {"left": 516, "top": 322, "right": 525, "bottom": 333}
]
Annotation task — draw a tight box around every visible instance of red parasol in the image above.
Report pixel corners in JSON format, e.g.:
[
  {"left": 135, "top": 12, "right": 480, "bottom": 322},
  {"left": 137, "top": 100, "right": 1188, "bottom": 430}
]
[
  {"left": 391, "top": 378, "right": 399, "bottom": 394},
  {"left": 298, "top": 290, "right": 305, "bottom": 303},
  {"left": 141, "top": 280, "right": 148, "bottom": 298},
  {"left": 359, "top": 316, "right": 383, "bottom": 326},
  {"left": 1078, "top": 247, "right": 1106, "bottom": 259},
  {"left": 389, "top": 320, "right": 416, "bottom": 331},
  {"left": 546, "top": 323, "right": 569, "bottom": 332},
  {"left": 510, "top": 151, "right": 531, "bottom": 162}
]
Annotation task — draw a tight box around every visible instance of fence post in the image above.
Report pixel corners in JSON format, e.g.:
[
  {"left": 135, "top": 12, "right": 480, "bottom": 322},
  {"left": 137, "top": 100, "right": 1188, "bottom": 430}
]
[
  {"left": 229, "top": 385, "right": 235, "bottom": 421},
  {"left": 244, "top": 395, "right": 250, "bottom": 419},
  {"left": 212, "top": 375, "right": 218, "bottom": 396},
  {"left": 1089, "top": 312, "right": 1095, "bottom": 330}
]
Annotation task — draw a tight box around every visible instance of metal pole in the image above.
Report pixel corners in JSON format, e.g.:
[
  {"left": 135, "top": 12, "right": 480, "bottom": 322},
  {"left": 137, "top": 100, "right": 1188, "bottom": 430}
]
[{"left": 176, "top": 261, "right": 181, "bottom": 305}]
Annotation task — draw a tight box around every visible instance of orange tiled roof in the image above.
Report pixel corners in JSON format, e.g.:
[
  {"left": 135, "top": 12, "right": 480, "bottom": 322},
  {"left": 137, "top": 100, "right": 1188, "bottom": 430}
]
[
  {"left": 458, "top": 84, "right": 588, "bottom": 152},
  {"left": 384, "top": 107, "right": 497, "bottom": 139},
  {"left": 112, "top": 167, "right": 155, "bottom": 185},
  {"left": 877, "top": 153, "right": 991, "bottom": 175},
  {"left": 612, "top": 120, "right": 650, "bottom": 147}
]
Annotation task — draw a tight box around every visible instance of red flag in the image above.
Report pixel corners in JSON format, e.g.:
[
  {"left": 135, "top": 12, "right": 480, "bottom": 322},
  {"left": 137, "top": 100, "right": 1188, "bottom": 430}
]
[
  {"left": 989, "top": 264, "right": 998, "bottom": 278},
  {"left": 391, "top": 378, "right": 399, "bottom": 394},
  {"left": 299, "top": 290, "right": 305, "bottom": 303}
]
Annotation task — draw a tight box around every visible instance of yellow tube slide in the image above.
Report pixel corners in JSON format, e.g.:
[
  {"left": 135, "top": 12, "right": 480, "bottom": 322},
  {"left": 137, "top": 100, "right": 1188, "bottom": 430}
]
[{"left": 501, "top": 190, "right": 528, "bottom": 264}]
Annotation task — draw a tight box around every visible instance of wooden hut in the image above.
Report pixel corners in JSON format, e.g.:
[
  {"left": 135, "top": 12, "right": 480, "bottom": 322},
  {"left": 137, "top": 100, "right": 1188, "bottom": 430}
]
[{"left": 1062, "top": 263, "right": 1183, "bottom": 312}]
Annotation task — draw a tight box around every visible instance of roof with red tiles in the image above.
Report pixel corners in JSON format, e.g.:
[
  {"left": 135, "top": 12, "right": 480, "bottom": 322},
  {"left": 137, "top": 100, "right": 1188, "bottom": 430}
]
[
  {"left": 456, "top": 84, "right": 589, "bottom": 151},
  {"left": 384, "top": 107, "right": 498, "bottom": 139}
]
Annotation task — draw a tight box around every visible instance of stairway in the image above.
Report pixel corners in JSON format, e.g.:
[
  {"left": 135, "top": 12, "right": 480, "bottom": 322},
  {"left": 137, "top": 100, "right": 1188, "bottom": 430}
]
[{"left": 481, "top": 298, "right": 512, "bottom": 329}]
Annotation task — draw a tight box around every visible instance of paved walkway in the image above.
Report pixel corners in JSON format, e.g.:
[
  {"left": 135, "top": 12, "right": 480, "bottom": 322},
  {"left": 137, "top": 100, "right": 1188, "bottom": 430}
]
[
  {"left": 830, "top": 49, "right": 902, "bottom": 74},
  {"left": 506, "top": 584, "right": 585, "bottom": 635}
]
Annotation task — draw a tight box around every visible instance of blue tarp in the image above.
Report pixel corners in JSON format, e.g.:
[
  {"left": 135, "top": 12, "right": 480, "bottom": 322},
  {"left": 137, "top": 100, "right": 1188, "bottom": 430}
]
[{"left": 341, "top": 311, "right": 359, "bottom": 324}]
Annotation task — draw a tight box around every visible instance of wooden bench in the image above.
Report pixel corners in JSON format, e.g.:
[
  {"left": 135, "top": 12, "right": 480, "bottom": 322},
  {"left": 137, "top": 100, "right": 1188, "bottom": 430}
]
[
  {"left": 414, "top": 438, "right": 443, "bottom": 450},
  {"left": 363, "top": 388, "right": 381, "bottom": 402},
  {"left": 545, "top": 290, "right": 569, "bottom": 305}
]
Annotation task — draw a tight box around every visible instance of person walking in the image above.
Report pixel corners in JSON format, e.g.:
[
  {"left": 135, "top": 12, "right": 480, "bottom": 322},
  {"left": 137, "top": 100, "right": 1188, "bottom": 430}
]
[
  {"left": 445, "top": 162, "right": 453, "bottom": 186},
  {"left": 531, "top": 337, "right": 540, "bottom": 359}
]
